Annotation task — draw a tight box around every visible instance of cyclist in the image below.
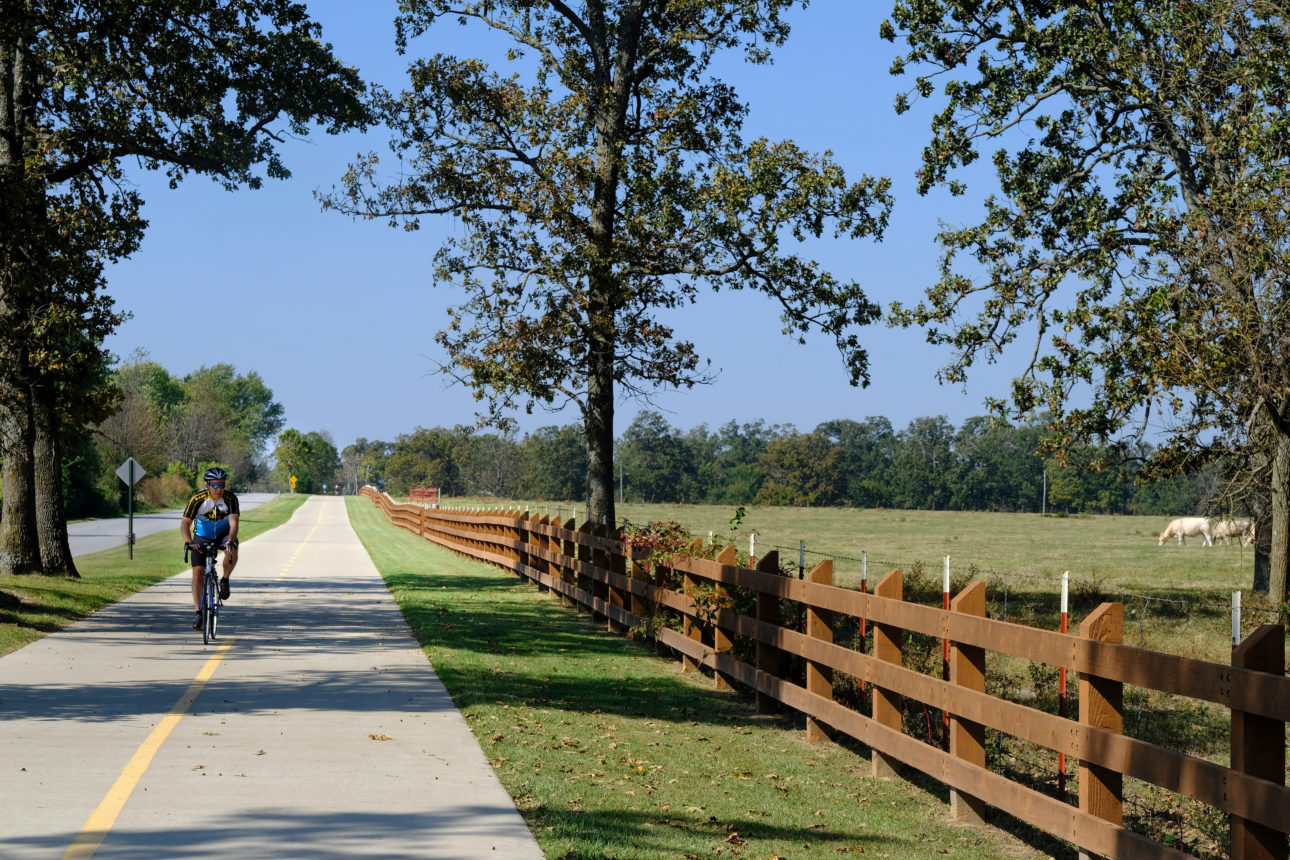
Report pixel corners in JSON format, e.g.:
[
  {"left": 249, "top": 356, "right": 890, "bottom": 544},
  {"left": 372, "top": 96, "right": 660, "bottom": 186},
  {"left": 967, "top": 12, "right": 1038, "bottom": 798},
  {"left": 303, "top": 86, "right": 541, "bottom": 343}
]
[{"left": 180, "top": 467, "right": 240, "bottom": 630}]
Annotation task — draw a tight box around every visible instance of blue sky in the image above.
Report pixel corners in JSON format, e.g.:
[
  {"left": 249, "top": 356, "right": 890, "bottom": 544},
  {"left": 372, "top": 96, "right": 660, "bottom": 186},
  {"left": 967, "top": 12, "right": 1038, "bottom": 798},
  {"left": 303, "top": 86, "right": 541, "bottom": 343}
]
[{"left": 103, "top": 1, "right": 1019, "bottom": 453}]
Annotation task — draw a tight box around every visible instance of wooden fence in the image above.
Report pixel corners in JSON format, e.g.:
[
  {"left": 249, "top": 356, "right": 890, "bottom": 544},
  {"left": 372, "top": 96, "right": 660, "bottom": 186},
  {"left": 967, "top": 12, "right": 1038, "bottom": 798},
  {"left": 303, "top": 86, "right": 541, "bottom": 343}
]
[{"left": 360, "top": 487, "right": 1288, "bottom": 860}]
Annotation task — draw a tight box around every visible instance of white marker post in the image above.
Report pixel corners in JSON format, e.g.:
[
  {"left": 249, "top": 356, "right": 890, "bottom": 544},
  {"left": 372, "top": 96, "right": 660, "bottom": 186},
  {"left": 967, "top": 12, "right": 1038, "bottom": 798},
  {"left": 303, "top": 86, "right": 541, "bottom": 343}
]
[
  {"left": 1058, "top": 572, "right": 1070, "bottom": 796},
  {"left": 941, "top": 556, "right": 951, "bottom": 745}
]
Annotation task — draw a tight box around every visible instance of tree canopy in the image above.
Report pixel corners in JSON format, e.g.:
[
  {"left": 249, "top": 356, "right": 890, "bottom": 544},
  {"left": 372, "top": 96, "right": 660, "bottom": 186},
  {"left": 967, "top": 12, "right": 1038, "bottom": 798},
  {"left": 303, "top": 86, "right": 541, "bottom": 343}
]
[
  {"left": 273, "top": 428, "right": 340, "bottom": 494},
  {"left": 0, "top": 0, "right": 366, "bottom": 574},
  {"left": 324, "top": 0, "right": 892, "bottom": 527},
  {"left": 883, "top": 0, "right": 1290, "bottom": 600}
]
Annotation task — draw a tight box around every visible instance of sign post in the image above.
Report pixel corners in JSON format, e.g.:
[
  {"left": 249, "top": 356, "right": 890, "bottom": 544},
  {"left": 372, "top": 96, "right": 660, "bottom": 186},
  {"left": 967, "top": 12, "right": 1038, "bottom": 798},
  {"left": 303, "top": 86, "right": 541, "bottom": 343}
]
[{"left": 115, "top": 457, "right": 147, "bottom": 559}]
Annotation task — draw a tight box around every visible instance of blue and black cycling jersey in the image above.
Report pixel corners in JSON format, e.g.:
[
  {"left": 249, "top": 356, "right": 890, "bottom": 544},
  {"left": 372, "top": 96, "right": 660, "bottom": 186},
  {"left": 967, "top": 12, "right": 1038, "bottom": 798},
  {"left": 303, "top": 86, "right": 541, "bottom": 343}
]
[{"left": 183, "top": 489, "right": 240, "bottom": 540}]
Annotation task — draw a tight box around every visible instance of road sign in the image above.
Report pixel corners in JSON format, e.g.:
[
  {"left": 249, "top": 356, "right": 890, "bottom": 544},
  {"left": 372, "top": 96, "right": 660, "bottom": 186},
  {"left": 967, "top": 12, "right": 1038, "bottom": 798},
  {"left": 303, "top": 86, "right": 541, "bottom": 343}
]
[
  {"left": 115, "top": 457, "right": 146, "bottom": 486},
  {"left": 115, "top": 458, "right": 146, "bottom": 560},
  {"left": 290, "top": 474, "right": 298, "bottom": 489}
]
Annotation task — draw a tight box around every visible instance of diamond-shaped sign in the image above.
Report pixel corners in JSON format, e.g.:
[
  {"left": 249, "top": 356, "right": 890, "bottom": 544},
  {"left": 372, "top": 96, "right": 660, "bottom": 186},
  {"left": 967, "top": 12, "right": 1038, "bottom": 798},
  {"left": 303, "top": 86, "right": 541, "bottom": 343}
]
[{"left": 115, "top": 457, "right": 146, "bottom": 486}]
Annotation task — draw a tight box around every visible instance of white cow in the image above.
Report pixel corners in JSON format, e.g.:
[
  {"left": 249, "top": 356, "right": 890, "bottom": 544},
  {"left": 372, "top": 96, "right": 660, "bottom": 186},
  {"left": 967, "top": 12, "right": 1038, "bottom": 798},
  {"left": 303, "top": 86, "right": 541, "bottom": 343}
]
[
  {"left": 1158, "top": 516, "right": 1213, "bottom": 546},
  {"left": 1211, "top": 518, "right": 1252, "bottom": 546}
]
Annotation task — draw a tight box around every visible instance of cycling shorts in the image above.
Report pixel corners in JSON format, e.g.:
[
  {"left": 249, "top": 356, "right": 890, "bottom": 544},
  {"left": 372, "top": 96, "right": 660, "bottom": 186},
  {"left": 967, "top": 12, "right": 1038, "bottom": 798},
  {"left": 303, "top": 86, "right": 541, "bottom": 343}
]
[{"left": 188, "top": 535, "right": 235, "bottom": 567}]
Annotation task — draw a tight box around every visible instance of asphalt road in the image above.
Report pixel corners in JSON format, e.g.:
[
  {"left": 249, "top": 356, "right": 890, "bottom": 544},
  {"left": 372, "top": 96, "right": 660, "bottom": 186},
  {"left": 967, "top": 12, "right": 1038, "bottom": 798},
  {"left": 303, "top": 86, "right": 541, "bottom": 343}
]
[
  {"left": 67, "top": 492, "right": 280, "bottom": 558},
  {"left": 0, "top": 495, "right": 544, "bottom": 859}
]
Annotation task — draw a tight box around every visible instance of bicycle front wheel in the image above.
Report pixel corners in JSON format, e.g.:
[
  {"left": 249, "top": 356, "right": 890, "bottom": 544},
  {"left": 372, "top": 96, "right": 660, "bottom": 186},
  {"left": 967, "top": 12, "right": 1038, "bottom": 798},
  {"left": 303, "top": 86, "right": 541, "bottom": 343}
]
[{"left": 204, "top": 575, "right": 218, "bottom": 644}]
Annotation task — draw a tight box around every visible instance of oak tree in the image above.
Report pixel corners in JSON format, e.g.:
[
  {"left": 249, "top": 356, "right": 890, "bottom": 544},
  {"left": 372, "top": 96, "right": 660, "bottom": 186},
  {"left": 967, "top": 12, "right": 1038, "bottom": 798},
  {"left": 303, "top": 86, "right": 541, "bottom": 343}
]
[
  {"left": 325, "top": 0, "right": 892, "bottom": 527},
  {"left": 885, "top": 0, "right": 1290, "bottom": 600},
  {"left": 0, "top": 0, "right": 365, "bottom": 574}
]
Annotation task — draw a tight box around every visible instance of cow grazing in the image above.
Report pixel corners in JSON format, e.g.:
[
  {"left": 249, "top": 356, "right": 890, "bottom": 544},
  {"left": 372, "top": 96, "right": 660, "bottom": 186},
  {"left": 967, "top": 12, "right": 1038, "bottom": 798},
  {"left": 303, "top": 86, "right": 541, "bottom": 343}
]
[
  {"left": 1211, "top": 518, "right": 1252, "bottom": 546},
  {"left": 1158, "top": 516, "right": 1213, "bottom": 546}
]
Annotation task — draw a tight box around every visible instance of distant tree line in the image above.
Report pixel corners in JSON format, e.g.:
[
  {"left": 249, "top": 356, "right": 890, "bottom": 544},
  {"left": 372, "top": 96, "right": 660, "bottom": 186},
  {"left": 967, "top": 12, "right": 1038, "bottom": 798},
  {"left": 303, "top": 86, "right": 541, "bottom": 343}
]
[
  {"left": 338, "top": 411, "right": 1210, "bottom": 517},
  {"left": 60, "top": 351, "right": 287, "bottom": 516}
]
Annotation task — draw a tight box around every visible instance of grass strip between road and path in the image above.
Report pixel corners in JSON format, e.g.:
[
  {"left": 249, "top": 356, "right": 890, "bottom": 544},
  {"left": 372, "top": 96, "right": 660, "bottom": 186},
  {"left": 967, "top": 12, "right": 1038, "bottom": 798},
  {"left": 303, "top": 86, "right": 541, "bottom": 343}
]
[
  {"left": 0, "top": 494, "right": 308, "bottom": 657},
  {"left": 345, "top": 496, "right": 1054, "bottom": 860}
]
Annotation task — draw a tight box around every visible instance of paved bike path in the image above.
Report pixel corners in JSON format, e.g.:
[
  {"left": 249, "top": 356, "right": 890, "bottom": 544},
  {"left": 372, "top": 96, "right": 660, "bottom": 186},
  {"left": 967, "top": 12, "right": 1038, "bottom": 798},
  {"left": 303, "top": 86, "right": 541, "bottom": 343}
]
[{"left": 0, "top": 495, "right": 545, "bottom": 858}]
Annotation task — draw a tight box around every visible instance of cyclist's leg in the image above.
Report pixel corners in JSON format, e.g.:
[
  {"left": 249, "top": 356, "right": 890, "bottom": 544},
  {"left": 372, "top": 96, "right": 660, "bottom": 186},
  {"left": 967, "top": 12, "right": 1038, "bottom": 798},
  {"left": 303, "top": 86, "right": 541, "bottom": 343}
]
[
  {"left": 190, "top": 540, "right": 214, "bottom": 628},
  {"left": 219, "top": 543, "right": 237, "bottom": 599}
]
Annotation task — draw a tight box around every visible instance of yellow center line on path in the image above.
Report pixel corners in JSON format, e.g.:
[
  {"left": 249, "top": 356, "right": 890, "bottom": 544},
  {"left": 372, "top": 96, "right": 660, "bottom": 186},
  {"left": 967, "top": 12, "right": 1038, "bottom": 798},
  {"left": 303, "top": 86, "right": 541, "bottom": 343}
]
[
  {"left": 63, "top": 639, "right": 236, "bottom": 860},
  {"left": 65, "top": 505, "right": 327, "bottom": 857},
  {"left": 276, "top": 516, "right": 322, "bottom": 581}
]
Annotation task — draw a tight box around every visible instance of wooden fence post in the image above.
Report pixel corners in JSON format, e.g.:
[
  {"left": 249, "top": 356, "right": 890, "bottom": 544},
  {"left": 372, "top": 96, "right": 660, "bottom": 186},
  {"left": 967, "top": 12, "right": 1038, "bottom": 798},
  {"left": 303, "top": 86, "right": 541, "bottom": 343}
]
[
  {"left": 608, "top": 527, "right": 627, "bottom": 634},
  {"left": 592, "top": 522, "right": 610, "bottom": 624},
  {"left": 755, "top": 551, "right": 782, "bottom": 714},
  {"left": 950, "top": 580, "right": 987, "bottom": 824},
  {"left": 806, "top": 559, "right": 834, "bottom": 743},
  {"left": 558, "top": 517, "right": 577, "bottom": 609},
  {"left": 513, "top": 511, "right": 527, "bottom": 577},
  {"left": 654, "top": 556, "right": 671, "bottom": 657},
  {"left": 872, "top": 570, "right": 903, "bottom": 779},
  {"left": 579, "top": 521, "right": 596, "bottom": 617},
  {"left": 713, "top": 546, "right": 738, "bottom": 692},
  {"left": 535, "top": 516, "right": 551, "bottom": 594},
  {"left": 1078, "top": 602, "right": 1123, "bottom": 860},
  {"left": 1231, "top": 623, "right": 1287, "bottom": 860},
  {"left": 682, "top": 560, "right": 702, "bottom": 673},
  {"left": 630, "top": 550, "right": 650, "bottom": 630}
]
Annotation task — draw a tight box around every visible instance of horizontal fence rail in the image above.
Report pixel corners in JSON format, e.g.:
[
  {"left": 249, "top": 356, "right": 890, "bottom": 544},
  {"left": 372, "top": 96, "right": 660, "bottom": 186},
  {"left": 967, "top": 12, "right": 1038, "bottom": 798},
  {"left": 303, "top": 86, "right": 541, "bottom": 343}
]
[{"left": 360, "top": 487, "right": 1289, "bottom": 860}]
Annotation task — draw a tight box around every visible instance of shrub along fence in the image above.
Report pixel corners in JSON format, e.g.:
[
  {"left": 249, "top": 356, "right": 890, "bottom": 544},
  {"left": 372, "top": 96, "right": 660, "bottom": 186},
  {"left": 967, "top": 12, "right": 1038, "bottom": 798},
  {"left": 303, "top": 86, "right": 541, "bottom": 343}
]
[{"left": 360, "top": 488, "right": 1287, "bottom": 860}]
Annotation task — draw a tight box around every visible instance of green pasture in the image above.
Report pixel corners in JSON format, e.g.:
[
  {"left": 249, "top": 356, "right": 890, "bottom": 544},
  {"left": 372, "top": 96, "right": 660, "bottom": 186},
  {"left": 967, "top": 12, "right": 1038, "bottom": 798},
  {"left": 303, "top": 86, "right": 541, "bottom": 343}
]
[
  {"left": 396, "top": 499, "right": 1282, "bottom": 856},
  {"left": 0, "top": 494, "right": 307, "bottom": 657},
  {"left": 345, "top": 495, "right": 1053, "bottom": 860},
  {"left": 439, "top": 499, "right": 1278, "bottom": 661},
  {"left": 507, "top": 501, "right": 1253, "bottom": 594}
]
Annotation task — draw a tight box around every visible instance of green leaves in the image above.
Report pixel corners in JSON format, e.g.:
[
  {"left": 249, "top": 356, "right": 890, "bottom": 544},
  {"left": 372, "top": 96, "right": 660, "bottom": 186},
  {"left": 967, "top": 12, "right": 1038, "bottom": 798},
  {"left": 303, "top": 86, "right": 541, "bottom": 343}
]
[
  {"left": 888, "top": 0, "right": 1290, "bottom": 462},
  {"left": 326, "top": 1, "right": 889, "bottom": 524}
]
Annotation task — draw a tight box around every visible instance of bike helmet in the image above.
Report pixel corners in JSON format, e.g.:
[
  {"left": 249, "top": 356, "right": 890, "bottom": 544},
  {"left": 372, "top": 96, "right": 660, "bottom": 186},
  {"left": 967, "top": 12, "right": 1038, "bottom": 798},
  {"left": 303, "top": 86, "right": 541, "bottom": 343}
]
[{"left": 204, "top": 466, "right": 229, "bottom": 483}]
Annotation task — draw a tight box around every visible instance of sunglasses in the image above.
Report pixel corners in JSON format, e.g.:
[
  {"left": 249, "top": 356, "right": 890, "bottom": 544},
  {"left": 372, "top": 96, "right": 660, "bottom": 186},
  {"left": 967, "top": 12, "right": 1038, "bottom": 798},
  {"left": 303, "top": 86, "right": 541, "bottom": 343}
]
[{"left": 209, "top": 483, "right": 225, "bottom": 489}]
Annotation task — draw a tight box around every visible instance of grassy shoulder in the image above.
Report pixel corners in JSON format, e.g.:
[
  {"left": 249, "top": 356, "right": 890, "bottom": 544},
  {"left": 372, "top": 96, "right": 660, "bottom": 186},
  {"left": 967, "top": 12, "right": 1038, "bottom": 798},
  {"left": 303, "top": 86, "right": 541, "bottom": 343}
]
[
  {"left": 345, "top": 496, "right": 1050, "bottom": 860},
  {"left": 0, "top": 494, "right": 308, "bottom": 657}
]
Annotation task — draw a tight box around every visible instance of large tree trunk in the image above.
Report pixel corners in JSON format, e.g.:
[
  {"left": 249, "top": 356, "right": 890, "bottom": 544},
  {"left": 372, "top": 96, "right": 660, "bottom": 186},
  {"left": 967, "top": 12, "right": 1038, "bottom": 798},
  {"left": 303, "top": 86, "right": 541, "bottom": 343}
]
[
  {"left": 583, "top": 40, "right": 629, "bottom": 530},
  {"left": 0, "top": 378, "right": 43, "bottom": 576},
  {"left": 33, "top": 384, "right": 78, "bottom": 577},
  {"left": 585, "top": 327, "right": 616, "bottom": 527},
  {"left": 1, "top": 22, "right": 44, "bottom": 576}
]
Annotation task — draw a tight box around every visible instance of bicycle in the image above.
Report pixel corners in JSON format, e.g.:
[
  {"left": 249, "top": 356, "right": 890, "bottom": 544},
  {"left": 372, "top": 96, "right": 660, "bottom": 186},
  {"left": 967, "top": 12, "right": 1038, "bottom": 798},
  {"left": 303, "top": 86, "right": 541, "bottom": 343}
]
[{"left": 186, "top": 542, "right": 226, "bottom": 645}]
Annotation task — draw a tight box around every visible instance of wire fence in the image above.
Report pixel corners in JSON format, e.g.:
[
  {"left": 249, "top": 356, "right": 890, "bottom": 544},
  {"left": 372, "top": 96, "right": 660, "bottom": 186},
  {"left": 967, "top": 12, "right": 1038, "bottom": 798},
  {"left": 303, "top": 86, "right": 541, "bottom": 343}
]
[{"left": 773, "top": 543, "right": 1285, "bottom": 646}]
